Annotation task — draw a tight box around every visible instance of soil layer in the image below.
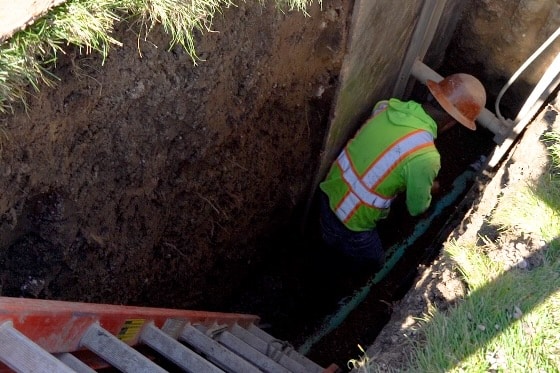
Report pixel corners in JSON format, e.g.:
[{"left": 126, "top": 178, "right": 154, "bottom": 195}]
[{"left": 0, "top": 0, "right": 349, "bottom": 311}]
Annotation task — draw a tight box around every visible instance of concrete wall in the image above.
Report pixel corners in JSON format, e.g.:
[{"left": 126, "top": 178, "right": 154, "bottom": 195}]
[
  {"left": 312, "top": 0, "right": 466, "bottom": 193},
  {"left": 315, "top": 0, "right": 422, "bottom": 187}
]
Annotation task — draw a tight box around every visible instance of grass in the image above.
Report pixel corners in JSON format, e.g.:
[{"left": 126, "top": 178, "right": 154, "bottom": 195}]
[
  {"left": 405, "top": 128, "right": 560, "bottom": 372},
  {"left": 0, "top": 0, "right": 317, "bottom": 114}
]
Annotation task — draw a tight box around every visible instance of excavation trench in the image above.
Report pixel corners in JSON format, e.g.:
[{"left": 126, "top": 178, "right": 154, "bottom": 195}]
[
  {"left": 1, "top": 1, "right": 558, "bottom": 371},
  {"left": 224, "top": 86, "right": 498, "bottom": 369}
]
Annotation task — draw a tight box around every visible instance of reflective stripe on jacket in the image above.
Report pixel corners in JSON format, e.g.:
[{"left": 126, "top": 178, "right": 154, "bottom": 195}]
[{"left": 320, "top": 99, "right": 441, "bottom": 231}]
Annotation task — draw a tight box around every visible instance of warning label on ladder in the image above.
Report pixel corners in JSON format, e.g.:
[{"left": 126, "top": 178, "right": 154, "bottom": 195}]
[{"left": 117, "top": 319, "right": 145, "bottom": 342}]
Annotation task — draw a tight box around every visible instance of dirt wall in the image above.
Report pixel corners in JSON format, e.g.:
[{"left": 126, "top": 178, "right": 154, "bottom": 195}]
[{"left": 0, "top": 0, "right": 350, "bottom": 309}]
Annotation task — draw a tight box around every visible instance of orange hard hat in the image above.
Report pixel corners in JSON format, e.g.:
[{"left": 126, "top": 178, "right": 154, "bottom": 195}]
[{"left": 426, "top": 73, "right": 486, "bottom": 130}]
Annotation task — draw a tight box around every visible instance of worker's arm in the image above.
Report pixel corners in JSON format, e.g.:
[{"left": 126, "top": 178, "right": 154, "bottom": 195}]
[{"left": 404, "top": 153, "right": 441, "bottom": 216}]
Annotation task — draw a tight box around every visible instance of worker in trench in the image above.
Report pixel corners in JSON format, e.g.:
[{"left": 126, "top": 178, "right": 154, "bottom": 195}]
[{"left": 318, "top": 73, "right": 487, "bottom": 275}]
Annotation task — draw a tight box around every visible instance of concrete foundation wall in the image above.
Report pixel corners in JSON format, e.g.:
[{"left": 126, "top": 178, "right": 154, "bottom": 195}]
[
  {"left": 314, "top": 0, "right": 465, "bottom": 188},
  {"left": 316, "top": 0, "right": 422, "bottom": 186}
]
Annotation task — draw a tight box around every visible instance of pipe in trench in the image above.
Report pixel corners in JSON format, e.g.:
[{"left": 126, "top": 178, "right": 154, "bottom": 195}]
[
  {"left": 413, "top": 26, "right": 560, "bottom": 168},
  {"left": 488, "top": 50, "right": 560, "bottom": 168},
  {"left": 298, "top": 168, "right": 477, "bottom": 355},
  {"left": 495, "top": 26, "right": 560, "bottom": 122}
]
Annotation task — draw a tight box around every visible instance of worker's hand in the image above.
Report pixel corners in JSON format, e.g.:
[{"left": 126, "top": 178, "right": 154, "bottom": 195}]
[{"left": 431, "top": 180, "right": 440, "bottom": 195}]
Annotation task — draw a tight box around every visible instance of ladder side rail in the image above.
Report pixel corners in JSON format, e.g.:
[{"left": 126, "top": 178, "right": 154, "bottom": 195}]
[
  {"left": 0, "top": 296, "right": 258, "bottom": 351},
  {"left": 0, "top": 295, "right": 259, "bottom": 353}
]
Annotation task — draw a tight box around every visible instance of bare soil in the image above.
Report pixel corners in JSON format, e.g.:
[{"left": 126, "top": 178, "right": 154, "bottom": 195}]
[{"left": 0, "top": 0, "right": 349, "bottom": 310}]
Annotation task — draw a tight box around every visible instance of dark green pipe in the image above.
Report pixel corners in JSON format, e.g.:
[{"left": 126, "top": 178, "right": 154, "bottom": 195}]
[{"left": 298, "top": 169, "right": 475, "bottom": 355}]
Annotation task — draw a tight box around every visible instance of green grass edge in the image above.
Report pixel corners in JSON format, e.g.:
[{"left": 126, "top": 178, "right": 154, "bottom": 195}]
[{"left": 0, "top": 0, "right": 318, "bottom": 114}]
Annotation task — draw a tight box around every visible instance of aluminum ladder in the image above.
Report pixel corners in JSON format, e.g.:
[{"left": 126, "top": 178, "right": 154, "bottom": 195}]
[{"left": 0, "top": 297, "right": 339, "bottom": 373}]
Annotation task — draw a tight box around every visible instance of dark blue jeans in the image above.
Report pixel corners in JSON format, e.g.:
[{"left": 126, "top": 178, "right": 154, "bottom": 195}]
[{"left": 319, "top": 192, "right": 385, "bottom": 272}]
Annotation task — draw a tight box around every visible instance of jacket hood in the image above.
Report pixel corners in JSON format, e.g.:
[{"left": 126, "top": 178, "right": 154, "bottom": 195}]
[{"left": 386, "top": 98, "right": 438, "bottom": 138}]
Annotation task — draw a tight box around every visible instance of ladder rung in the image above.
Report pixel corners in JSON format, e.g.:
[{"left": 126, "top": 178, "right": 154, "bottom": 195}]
[
  {"left": 0, "top": 322, "right": 75, "bottom": 373},
  {"left": 229, "top": 324, "right": 308, "bottom": 373},
  {"left": 55, "top": 352, "right": 97, "bottom": 373},
  {"left": 140, "top": 323, "right": 224, "bottom": 373},
  {"left": 247, "top": 324, "right": 324, "bottom": 373},
  {"left": 198, "top": 324, "right": 290, "bottom": 373},
  {"left": 180, "top": 324, "right": 261, "bottom": 373},
  {"left": 80, "top": 323, "right": 166, "bottom": 373}
]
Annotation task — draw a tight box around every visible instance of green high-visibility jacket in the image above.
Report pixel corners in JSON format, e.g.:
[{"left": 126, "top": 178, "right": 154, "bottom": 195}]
[{"left": 320, "top": 98, "right": 441, "bottom": 232}]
